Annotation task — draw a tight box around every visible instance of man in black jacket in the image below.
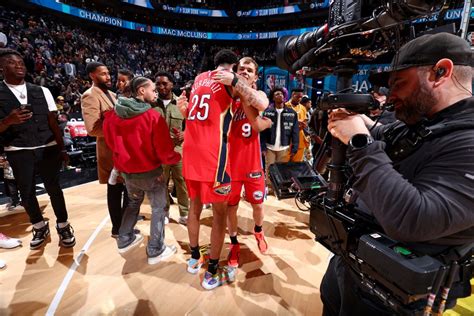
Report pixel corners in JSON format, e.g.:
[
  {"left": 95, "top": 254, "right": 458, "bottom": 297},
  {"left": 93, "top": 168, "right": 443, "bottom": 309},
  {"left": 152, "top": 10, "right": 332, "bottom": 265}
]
[
  {"left": 0, "top": 49, "right": 75, "bottom": 250},
  {"left": 261, "top": 87, "right": 299, "bottom": 189},
  {"left": 321, "top": 33, "right": 474, "bottom": 315}
]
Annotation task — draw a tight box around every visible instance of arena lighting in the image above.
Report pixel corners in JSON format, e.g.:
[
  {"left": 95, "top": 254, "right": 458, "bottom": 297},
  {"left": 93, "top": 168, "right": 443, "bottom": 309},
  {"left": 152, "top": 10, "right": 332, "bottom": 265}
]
[{"left": 276, "top": 0, "right": 446, "bottom": 72}]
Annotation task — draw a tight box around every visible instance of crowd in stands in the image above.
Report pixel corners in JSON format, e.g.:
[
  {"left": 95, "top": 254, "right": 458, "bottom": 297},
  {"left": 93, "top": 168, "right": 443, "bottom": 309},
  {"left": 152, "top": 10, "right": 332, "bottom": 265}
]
[
  {"left": 58, "top": 0, "right": 322, "bottom": 33},
  {"left": 0, "top": 5, "right": 276, "bottom": 113}
]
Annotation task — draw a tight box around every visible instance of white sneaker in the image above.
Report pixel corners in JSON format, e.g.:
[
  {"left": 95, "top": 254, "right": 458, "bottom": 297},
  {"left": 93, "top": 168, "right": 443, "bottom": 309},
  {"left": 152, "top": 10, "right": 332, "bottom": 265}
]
[
  {"left": 0, "top": 259, "right": 5, "bottom": 269},
  {"left": 118, "top": 233, "right": 143, "bottom": 254},
  {"left": 164, "top": 216, "right": 169, "bottom": 225},
  {"left": 178, "top": 216, "right": 188, "bottom": 225},
  {"left": 0, "top": 233, "right": 22, "bottom": 249},
  {"left": 148, "top": 245, "right": 177, "bottom": 265}
]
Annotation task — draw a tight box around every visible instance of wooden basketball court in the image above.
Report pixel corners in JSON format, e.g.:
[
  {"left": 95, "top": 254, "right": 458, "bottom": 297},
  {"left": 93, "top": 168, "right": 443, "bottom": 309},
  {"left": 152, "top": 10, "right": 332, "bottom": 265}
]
[{"left": 0, "top": 181, "right": 330, "bottom": 315}]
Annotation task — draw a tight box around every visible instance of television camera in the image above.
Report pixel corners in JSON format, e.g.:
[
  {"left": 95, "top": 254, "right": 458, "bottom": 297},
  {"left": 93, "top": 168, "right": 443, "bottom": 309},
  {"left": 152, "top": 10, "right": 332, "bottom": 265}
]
[{"left": 272, "top": 0, "right": 473, "bottom": 314}]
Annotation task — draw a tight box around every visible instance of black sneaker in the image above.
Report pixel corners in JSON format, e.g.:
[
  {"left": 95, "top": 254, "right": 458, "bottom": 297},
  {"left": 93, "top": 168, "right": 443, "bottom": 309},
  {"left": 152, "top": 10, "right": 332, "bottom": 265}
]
[
  {"left": 56, "top": 223, "right": 76, "bottom": 248},
  {"left": 30, "top": 222, "right": 50, "bottom": 250}
]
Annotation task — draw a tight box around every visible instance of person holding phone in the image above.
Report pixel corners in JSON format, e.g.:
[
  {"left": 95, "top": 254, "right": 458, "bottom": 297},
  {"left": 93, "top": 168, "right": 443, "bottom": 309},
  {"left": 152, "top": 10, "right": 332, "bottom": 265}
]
[{"left": 0, "top": 48, "right": 75, "bottom": 250}]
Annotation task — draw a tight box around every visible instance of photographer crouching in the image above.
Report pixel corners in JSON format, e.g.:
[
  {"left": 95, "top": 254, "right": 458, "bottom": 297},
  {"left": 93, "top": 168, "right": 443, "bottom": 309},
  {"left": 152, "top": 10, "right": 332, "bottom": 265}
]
[{"left": 320, "top": 33, "right": 474, "bottom": 315}]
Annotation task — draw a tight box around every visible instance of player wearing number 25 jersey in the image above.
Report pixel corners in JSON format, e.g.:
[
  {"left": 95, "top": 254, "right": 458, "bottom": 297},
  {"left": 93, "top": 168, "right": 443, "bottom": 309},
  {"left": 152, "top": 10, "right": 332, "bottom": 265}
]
[
  {"left": 181, "top": 49, "right": 239, "bottom": 291},
  {"left": 182, "top": 70, "right": 234, "bottom": 200}
]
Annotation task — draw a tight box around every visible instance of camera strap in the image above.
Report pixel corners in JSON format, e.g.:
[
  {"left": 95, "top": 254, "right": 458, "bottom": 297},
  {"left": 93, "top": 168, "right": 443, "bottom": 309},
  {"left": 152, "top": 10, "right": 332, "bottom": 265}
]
[{"left": 384, "top": 118, "right": 474, "bottom": 162}]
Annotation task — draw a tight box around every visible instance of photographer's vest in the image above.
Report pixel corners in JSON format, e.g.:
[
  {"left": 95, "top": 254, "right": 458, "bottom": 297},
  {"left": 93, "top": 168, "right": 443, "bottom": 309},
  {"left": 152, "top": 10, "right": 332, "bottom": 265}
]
[{"left": 0, "top": 82, "right": 54, "bottom": 148}]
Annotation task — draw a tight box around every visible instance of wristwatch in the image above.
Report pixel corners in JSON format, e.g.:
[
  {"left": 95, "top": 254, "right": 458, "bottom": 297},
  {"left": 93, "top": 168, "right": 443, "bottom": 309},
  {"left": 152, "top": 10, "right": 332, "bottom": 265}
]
[{"left": 349, "top": 133, "right": 374, "bottom": 150}]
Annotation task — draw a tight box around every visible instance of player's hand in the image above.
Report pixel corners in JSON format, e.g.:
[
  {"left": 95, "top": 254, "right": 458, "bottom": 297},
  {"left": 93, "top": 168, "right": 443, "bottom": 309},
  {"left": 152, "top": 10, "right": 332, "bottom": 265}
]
[
  {"left": 3, "top": 108, "right": 32, "bottom": 126},
  {"left": 212, "top": 70, "right": 234, "bottom": 86},
  {"left": 177, "top": 91, "right": 188, "bottom": 117},
  {"left": 328, "top": 113, "right": 370, "bottom": 145}
]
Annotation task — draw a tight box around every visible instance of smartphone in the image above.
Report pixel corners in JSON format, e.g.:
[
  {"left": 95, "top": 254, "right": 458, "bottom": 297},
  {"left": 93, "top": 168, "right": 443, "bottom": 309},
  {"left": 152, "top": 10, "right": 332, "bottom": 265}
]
[{"left": 19, "top": 104, "right": 33, "bottom": 113}]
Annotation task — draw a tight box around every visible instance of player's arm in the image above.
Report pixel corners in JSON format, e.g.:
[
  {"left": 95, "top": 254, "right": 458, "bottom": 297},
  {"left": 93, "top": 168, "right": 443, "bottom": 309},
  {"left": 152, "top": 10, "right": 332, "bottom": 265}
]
[
  {"left": 213, "top": 71, "right": 268, "bottom": 111},
  {"left": 240, "top": 96, "right": 272, "bottom": 132}
]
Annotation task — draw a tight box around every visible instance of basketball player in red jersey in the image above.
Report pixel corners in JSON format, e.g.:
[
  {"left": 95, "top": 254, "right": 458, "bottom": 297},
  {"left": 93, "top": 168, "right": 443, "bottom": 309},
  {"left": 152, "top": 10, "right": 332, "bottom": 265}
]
[
  {"left": 223, "top": 57, "right": 271, "bottom": 267},
  {"left": 178, "top": 50, "right": 269, "bottom": 290},
  {"left": 179, "top": 49, "right": 238, "bottom": 290}
]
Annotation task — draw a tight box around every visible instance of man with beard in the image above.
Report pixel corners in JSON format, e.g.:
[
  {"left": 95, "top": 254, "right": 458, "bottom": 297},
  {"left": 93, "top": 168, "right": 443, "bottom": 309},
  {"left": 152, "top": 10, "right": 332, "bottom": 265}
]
[
  {"left": 82, "top": 62, "right": 127, "bottom": 238},
  {"left": 0, "top": 49, "right": 75, "bottom": 249},
  {"left": 155, "top": 71, "right": 188, "bottom": 225},
  {"left": 321, "top": 33, "right": 474, "bottom": 315}
]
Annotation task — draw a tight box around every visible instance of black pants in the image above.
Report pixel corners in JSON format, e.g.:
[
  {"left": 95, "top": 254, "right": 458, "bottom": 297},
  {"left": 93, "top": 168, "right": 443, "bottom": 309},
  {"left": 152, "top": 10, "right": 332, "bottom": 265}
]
[
  {"left": 4, "top": 178, "right": 20, "bottom": 204},
  {"left": 107, "top": 182, "right": 128, "bottom": 235},
  {"left": 7, "top": 145, "right": 68, "bottom": 225}
]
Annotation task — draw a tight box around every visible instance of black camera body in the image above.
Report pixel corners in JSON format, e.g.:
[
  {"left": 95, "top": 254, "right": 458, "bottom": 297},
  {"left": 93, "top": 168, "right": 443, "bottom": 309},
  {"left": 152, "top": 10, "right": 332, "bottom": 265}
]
[
  {"left": 309, "top": 197, "right": 446, "bottom": 307},
  {"left": 276, "top": 0, "right": 447, "bottom": 75}
]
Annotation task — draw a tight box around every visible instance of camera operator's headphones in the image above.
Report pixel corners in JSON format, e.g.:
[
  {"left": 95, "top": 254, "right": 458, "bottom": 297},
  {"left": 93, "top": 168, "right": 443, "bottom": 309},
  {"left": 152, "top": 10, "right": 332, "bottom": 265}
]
[
  {"left": 433, "top": 67, "right": 473, "bottom": 96},
  {"left": 434, "top": 67, "right": 446, "bottom": 79}
]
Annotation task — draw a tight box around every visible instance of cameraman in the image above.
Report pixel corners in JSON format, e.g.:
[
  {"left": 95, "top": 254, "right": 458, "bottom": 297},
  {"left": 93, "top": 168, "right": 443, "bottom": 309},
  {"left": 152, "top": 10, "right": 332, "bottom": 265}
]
[{"left": 321, "top": 33, "right": 474, "bottom": 315}]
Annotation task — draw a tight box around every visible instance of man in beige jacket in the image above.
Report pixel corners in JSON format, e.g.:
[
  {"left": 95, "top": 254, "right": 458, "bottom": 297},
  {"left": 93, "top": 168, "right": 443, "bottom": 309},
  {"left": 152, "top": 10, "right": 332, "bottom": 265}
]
[{"left": 81, "top": 62, "right": 127, "bottom": 237}]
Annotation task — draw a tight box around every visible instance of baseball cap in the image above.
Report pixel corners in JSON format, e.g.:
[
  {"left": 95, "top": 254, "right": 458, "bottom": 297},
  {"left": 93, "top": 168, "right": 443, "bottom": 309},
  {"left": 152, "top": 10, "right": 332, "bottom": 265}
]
[{"left": 369, "top": 32, "right": 473, "bottom": 87}]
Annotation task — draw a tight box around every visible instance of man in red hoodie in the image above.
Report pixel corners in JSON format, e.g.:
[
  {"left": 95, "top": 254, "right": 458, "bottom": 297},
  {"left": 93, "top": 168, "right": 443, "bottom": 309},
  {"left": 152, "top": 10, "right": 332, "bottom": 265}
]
[{"left": 103, "top": 77, "right": 180, "bottom": 265}]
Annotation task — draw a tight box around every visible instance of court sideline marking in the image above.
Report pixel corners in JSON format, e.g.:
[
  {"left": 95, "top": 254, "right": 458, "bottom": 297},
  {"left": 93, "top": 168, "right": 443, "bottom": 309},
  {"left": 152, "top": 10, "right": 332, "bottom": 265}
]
[{"left": 45, "top": 215, "right": 110, "bottom": 316}]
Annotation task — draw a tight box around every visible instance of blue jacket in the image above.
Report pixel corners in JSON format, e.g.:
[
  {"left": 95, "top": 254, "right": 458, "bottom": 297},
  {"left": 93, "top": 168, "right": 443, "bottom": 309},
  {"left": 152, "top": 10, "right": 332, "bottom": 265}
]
[{"left": 260, "top": 106, "right": 299, "bottom": 154}]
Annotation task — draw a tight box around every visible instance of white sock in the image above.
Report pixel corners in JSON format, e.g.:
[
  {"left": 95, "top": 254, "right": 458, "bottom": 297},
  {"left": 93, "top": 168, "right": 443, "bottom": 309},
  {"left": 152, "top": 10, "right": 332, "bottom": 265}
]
[
  {"left": 57, "top": 222, "right": 69, "bottom": 229},
  {"left": 33, "top": 221, "right": 46, "bottom": 229}
]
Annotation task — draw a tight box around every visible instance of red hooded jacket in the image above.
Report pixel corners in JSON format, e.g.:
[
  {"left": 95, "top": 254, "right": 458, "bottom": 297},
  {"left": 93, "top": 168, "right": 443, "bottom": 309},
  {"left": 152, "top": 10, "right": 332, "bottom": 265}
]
[{"left": 103, "top": 109, "right": 180, "bottom": 175}]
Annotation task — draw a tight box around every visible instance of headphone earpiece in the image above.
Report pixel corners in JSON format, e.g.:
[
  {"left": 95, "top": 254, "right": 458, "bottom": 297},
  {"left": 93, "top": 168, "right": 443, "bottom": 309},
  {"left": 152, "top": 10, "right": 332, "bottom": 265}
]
[{"left": 435, "top": 68, "right": 446, "bottom": 79}]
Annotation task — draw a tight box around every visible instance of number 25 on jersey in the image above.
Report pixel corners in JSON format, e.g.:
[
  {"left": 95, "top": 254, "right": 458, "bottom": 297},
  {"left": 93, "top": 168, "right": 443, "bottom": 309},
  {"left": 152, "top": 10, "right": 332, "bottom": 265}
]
[{"left": 188, "top": 94, "right": 210, "bottom": 121}]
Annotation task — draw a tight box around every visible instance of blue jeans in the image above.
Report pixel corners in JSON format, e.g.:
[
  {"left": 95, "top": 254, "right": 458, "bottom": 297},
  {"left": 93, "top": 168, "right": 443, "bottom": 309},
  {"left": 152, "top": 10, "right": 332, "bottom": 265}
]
[{"left": 118, "top": 176, "right": 167, "bottom": 256}]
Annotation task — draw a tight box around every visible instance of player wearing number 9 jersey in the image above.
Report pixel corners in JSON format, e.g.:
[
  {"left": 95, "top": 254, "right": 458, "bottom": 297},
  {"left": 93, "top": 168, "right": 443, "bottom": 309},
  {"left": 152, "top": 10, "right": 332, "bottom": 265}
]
[
  {"left": 226, "top": 57, "right": 271, "bottom": 268},
  {"left": 229, "top": 99, "right": 264, "bottom": 190}
]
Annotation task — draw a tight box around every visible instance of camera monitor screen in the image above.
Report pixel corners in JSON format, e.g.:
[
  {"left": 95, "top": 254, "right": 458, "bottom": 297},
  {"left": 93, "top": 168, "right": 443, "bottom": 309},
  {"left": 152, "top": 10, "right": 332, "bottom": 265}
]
[{"left": 292, "top": 176, "right": 327, "bottom": 191}]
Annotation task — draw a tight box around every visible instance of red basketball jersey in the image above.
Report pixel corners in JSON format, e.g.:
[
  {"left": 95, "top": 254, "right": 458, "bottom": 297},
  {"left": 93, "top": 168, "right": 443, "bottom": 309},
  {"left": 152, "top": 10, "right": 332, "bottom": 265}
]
[
  {"left": 228, "top": 100, "right": 264, "bottom": 181},
  {"left": 182, "top": 70, "right": 234, "bottom": 184}
]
